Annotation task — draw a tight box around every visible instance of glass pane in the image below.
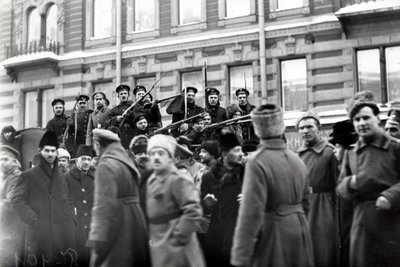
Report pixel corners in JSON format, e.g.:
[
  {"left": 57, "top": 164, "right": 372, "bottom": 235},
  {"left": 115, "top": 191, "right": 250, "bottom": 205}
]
[
  {"left": 28, "top": 8, "right": 41, "bottom": 43},
  {"left": 277, "top": 0, "right": 303, "bottom": 10},
  {"left": 357, "top": 49, "right": 381, "bottom": 103},
  {"left": 135, "top": 1, "right": 154, "bottom": 31},
  {"left": 281, "top": 59, "right": 308, "bottom": 112},
  {"left": 229, "top": 65, "right": 253, "bottom": 103},
  {"left": 46, "top": 4, "right": 57, "bottom": 43},
  {"left": 93, "top": 0, "right": 112, "bottom": 38},
  {"left": 181, "top": 71, "right": 204, "bottom": 107},
  {"left": 25, "top": 91, "right": 38, "bottom": 128},
  {"left": 41, "top": 89, "right": 55, "bottom": 128},
  {"left": 226, "top": 0, "right": 250, "bottom": 18},
  {"left": 386, "top": 46, "right": 400, "bottom": 101},
  {"left": 179, "top": 0, "right": 201, "bottom": 25}
]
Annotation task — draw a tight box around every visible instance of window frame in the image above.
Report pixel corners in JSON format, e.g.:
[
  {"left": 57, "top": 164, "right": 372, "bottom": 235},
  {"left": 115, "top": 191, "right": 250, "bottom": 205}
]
[
  {"left": 217, "top": 0, "right": 256, "bottom": 27},
  {"left": 180, "top": 70, "right": 206, "bottom": 107},
  {"left": 24, "top": 88, "right": 55, "bottom": 128},
  {"left": 269, "top": 0, "right": 310, "bottom": 19},
  {"left": 126, "top": 0, "right": 160, "bottom": 40},
  {"left": 228, "top": 64, "right": 255, "bottom": 105},
  {"left": 170, "top": 0, "right": 207, "bottom": 34}
]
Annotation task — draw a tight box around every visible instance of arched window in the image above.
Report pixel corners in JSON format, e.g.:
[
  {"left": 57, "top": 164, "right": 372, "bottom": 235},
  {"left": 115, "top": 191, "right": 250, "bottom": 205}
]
[
  {"left": 27, "top": 7, "right": 41, "bottom": 43},
  {"left": 93, "top": 0, "right": 112, "bottom": 38},
  {"left": 46, "top": 4, "right": 57, "bottom": 44}
]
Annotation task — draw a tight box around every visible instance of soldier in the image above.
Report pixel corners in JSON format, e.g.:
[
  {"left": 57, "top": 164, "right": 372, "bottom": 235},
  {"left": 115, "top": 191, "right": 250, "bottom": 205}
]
[
  {"left": 65, "top": 145, "right": 94, "bottom": 266},
  {"left": 46, "top": 98, "right": 73, "bottom": 150},
  {"left": 107, "top": 84, "right": 144, "bottom": 149},
  {"left": 384, "top": 108, "right": 400, "bottom": 140},
  {"left": 206, "top": 87, "right": 227, "bottom": 123},
  {"left": 57, "top": 148, "right": 71, "bottom": 174},
  {"left": 133, "top": 115, "right": 151, "bottom": 137},
  {"left": 86, "top": 91, "right": 111, "bottom": 145},
  {"left": 70, "top": 94, "right": 93, "bottom": 152},
  {"left": 11, "top": 131, "right": 77, "bottom": 266},
  {"left": 185, "top": 116, "right": 206, "bottom": 146},
  {"left": 133, "top": 85, "right": 162, "bottom": 130},
  {"left": 146, "top": 134, "right": 205, "bottom": 267},
  {"left": 235, "top": 88, "right": 255, "bottom": 141},
  {"left": 297, "top": 110, "right": 338, "bottom": 267}
]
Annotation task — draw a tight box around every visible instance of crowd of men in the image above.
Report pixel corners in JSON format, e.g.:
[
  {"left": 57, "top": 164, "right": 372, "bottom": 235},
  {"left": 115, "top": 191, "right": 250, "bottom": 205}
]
[{"left": 0, "top": 85, "right": 400, "bottom": 267}]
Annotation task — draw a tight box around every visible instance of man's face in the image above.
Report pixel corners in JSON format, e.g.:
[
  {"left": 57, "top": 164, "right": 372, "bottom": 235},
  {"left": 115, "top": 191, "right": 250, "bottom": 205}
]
[
  {"left": 3, "top": 131, "right": 12, "bottom": 140},
  {"left": 242, "top": 151, "right": 255, "bottom": 164},
  {"left": 204, "top": 115, "right": 212, "bottom": 126},
  {"left": 0, "top": 153, "right": 13, "bottom": 173},
  {"left": 233, "top": 111, "right": 241, "bottom": 119},
  {"left": 77, "top": 99, "right": 88, "bottom": 111},
  {"left": 299, "top": 118, "right": 320, "bottom": 146},
  {"left": 53, "top": 104, "right": 64, "bottom": 116},
  {"left": 41, "top": 146, "right": 57, "bottom": 165},
  {"left": 193, "top": 121, "right": 204, "bottom": 132},
  {"left": 118, "top": 90, "right": 129, "bottom": 102},
  {"left": 199, "top": 148, "right": 213, "bottom": 164},
  {"left": 237, "top": 93, "right": 248, "bottom": 106},
  {"left": 93, "top": 94, "right": 105, "bottom": 109},
  {"left": 385, "top": 121, "right": 400, "bottom": 139},
  {"left": 136, "top": 91, "right": 146, "bottom": 102},
  {"left": 134, "top": 152, "right": 150, "bottom": 168},
  {"left": 76, "top": 155, "right": 92, "bottom": 172},
  {"left": 208, "top": 95, "right": 218, "bottom": 106},
  {"left": 187, "top": 92, "right": 195, "bottom": 104},
  {"left": 224, "top": 146, "right": 243, "bottom": 166},
  {"left": 149, "top": 148, "right": 173, "bottom": 172},
  {"left": 136, "top": 119, "right": 148, "bottom": 131},
  {"left": 353, "top": 106, "right": 381, "bottom": 139},
  {"left": 58, "top": 157, "right": 70, "bottom": 172}
]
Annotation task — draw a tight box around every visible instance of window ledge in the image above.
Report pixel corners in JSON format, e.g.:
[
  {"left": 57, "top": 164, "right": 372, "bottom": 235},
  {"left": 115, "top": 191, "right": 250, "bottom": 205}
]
[
  {"left": 270, "top": 6, "right": 310, "bottom": 19},
  {"left": 170, "top": 22, "right": 207, "bottom": 34},
  {"left": 126, "top": 29, "right": 160, "bottom": 41},
  {"left": 218, "top": 14, "right": 256, "bottom": 27},
  {"left": 85, "top": 36, "right": 116, "bottom": 48}
]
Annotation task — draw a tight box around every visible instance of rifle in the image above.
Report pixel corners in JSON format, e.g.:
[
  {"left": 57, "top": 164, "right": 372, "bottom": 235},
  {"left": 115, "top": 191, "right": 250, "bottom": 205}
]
[
  {"left": 61, "top": 95, "right": 79, "bottom": 149},
  {"left": 201, "top": 114, "right": 251, "bottom": 133},
  {"left": 154, "top": 112, "right": 207, "bottom": 134},
  {"left": 144, "top": 93, "right": 183, "bottom": 109}
]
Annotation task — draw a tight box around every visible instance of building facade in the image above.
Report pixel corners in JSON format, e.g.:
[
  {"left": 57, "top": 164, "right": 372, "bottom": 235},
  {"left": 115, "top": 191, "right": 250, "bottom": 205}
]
[{"left": 0, "top": 0, "right": 399, "bottom": 145}]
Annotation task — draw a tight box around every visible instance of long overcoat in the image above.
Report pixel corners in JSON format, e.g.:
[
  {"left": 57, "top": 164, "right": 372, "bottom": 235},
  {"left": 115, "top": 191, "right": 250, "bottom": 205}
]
[
  {"left": 88, "top": 142, "right": 150, "bottom": 267},
  {"left": 86, "top": 107, "right": 111, "bottom": 145},
  {"left": 65, "top": 165, "right": 95, "bottom": 265},
  {"left": 207, "top": 104, "right": 227, "bottom": 123},
  {"left": 298, "top": 139, "right": 338, "bottom": 267},
  {"left": 71, "top": 109, "right": 93, "bottom": 149},
  {"left": 337, "top": 133, "right": 400, "bottom": 267},
  {"left": 11, "top": 155, "right": 77, "bottom": 266},
  {"left": 146, "top": 165, "right": 205, "bottom": 267},
  {"left": 231, "top": 139, "right": 314, "bottom": 267}
]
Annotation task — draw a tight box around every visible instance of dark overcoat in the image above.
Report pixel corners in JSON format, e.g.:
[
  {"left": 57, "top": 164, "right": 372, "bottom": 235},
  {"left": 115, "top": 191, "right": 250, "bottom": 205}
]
[
  {"left": 71, "top": 109, "right": 93, "bottom": 149},
  {"left": 231, "top": 139, "right": 314, "bottom": 267},
  {"left": 86, "top": 107, "right": 111, "bottom": 145},
  {"left": 88, "top": 142, "right": 150, "bottom": 267},
  {"left": 238, "top": 103, "right": 255, "bottom": 141},
  {"left": 207, "top": 105, "right": 227, "bottom": 123},
  {"left": 11, "top": 155, "right": 77, "bottom": 266},
  {"left": 65, "top": 165, "right": 95, "bottom": 265},
  {"left": 337, "top": 133, "right": 400, "bottom": 267},
  {"left": 46, "top": 114, "right": 73, "bottom": 148}
]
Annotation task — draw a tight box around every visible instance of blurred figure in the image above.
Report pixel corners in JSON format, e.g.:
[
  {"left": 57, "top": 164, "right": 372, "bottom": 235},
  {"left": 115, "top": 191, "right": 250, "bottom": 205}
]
[
  {"left": 0, "top": 125, "right": 17, "bottom": 150},
  {"left": 57, "top": 148, "right": 71, "bottom": 174},
  {"left": 384, "top": 108, "right": 400, "bottom": 140}
]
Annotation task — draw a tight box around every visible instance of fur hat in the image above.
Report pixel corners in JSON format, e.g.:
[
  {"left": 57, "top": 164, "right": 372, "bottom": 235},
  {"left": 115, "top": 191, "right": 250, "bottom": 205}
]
[
  {"left": 57, "top": 148, "right": 70, "bottom": 159},
  {"left": 93, "top": 129, "right": 120, "bottom": 142},
  {"left": 296, "top": 110, "right": 320, "bottom": 129},
  {"left": 39, "top": 131, "right": 59, "bottom": 148},
  {"left": 329, "top": 120, "right": 358, "bottom": 148},
  {"left": 200, "top": 141, "right": 219, "bottom": 158},
  {"left": 251, "top": 104, "right": 286, "bottom": 139},
  {"left": 147, "top": 134, "right": 177, "bottom": 158},
  {"left": 0, "top": 145, "right": 20, "bottom": 159},
  {"left": 348, "top": 100, "right": 380, "bottom": 121},
  {"left": 218, "top": 133, "right": 241, "bottom": 153},
  {"left": 129, "top": 135, "right": 148, "bottom": 154},
  {"left": 226, "top": 104, "right": 242, "bottom": 119},
  {"left": 76, "top": 145, "right": 93, "bottom": 158}
]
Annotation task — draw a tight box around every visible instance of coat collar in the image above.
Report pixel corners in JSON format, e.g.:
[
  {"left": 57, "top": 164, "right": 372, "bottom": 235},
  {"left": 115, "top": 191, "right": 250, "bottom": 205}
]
[
  {"left": 94, "top": 106, "right": 108, "bottom": 114},
  {"left": 148, "top": 165, "right": 178, "bottom": 185},
  {"left": 38, "top": 154, "right": 59, "bottom": 178},
  {"left": 69, "top": 165, "right": 94, "bottom": 179},
  {"left": 259, "top": 138, "right": 286, "bottom": 150},
  {"left": 298, "top": 138, "right": 328, "bottom": 154},
  {"left": 355, "top": 132, "right": 392, "bottom": 152}
]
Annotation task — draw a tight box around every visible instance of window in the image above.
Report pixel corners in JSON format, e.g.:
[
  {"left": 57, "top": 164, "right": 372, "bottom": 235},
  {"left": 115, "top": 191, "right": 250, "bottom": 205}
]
[
  {"left": 135, "top": 1, "right": 155, "bottom": 31},
  {"left": 46, "top": 4, "right": 57, "bottom": 44},
  {"left": 27, "top": 8, "right": 41, "bottom": 43},
  {"left": 357, "top": 46, "right": 400, "bottom": 103},
  {"left": 179, "top": 0, "right": 201, "bottom": 24},
  {"left": 41, "top": 89, "right": 55, "bottom": 126},
  {"left": 93, "top": 0, "right": 113, "bottom": 38},
  {"left": 126, "top": 0, "right": 160, "bottom": 39},
  {"left": 226, "top": 0, "right": 250, "bottom": 18},
  {"left": 218, "top": 0, "right": 255, "bottom": 26},
  {"left": 171, "top": 0, "right": 206, "bottom": 33},
  {"left": 24, "top": 89, "right": 55, "bottom": 128},
  {"left": 229, "top": 65, "right": 254, "bottom": 103},
  {"left": 277, "top": 0, "right": 303, "bottom": 10},
  {"left": 181, "top": 71, "right": 205, "bottom": 107},
  {"left": 24, "top": 91, "right": 38, "bottom": 128},
  {"left": 281, "top": 59, "right": 308, "bottom": 112},
  {"left": 269, "top": 0, "right": 310, "bottom": 18}
]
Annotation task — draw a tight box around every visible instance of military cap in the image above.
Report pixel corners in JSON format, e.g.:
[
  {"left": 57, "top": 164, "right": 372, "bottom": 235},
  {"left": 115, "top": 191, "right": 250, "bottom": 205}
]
[
  {"left": 75, "top": 94, "right": 90, "bottom": 102},
  {"left": 115, "top": 84, "right": 131, "bottom": 93},
  {"left": 133, "top": 85, "right": 147, "bottom": 96},
  {"left": 235, "top": 88, "right": 250, "bottom": 96},
  {"left": 182, "top": 86, "right": 198, "bottom": 94},
  {"left": 0, "top": 145, "right": 20, "bottom": 159},
  {"left": 51, "top": 98, "right": 65, "bottom": 106},
  {"left": 206, "top": 87, "right": 220, "bottom": 96},
  {"left": 91, "top": 91, "right": 107, "bottom": 100}
]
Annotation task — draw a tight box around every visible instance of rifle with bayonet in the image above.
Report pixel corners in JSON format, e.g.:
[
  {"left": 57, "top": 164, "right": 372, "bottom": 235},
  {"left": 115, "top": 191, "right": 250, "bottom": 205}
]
[
  {"left": 154, "top": 112, "right": 207, "bottom": 134},
  {"left": 143, "top": 93, "right": 183, "bottom": 109},
  {"left": 201, "top": 114, "right": 251, "bottom": 133}
]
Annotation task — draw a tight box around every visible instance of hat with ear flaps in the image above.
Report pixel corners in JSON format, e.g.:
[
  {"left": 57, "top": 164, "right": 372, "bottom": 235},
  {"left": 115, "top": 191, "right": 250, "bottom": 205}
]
[
  {"left": 251, "top": 104, "right": 286, "bottom": 139},
  {"left": 39, "top": 131, "right": 59, "bottom": 149}
]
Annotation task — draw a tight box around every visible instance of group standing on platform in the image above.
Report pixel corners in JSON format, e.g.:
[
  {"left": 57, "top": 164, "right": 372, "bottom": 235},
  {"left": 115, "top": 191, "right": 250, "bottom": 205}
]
[{"left": 1, "top": 82, "right": 400, "bottom": 267}]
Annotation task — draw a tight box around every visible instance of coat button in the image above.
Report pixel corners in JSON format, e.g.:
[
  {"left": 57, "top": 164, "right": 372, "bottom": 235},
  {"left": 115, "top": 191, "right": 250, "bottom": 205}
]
[
  {"left": 81, "top": 188, "right": 86, "bottom": 192},
  {"left": 83, "top": 200, "right": 87, "bottom": 204},
  {"left": 84, "top": 224, "right": 88, "bottom": 229},
  {"left": 83, "top": 212, "right": 88, "bottom": 216}
]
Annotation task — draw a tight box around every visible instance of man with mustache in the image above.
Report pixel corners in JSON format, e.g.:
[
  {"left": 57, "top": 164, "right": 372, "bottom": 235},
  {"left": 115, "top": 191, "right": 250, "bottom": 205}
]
[
  {"left": 65, "top": 145, "right": 94, "bottom": 266},
  {"left": 86, "top": 91, "right": 111, "bottom": 145},
  {"left": 69, "top": 94, "right": 93, "bottom": 152},
  {"left": 206, "top": 88, "right": 227, "bottom": 123},
  {"left": 235, "top": 88, "right": 255, "bottom": 141},
  {"left": 57, "top": 148, "right": 71, "bottom": 174},
  {"left": 297, "top": 110, "right": 339, "bottom": 267}
]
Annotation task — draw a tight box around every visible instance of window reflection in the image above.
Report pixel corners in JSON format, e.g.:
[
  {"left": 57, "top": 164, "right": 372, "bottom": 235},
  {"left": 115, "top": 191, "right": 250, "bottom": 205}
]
[
  {"left": 357, "top": 49, "right": 381, "bottom": 103},
  {"left": 93, "top": 0, "right": 112, "bottom": 38},
  {"left": 229, "top": 65, "right": 253, "bottom": 102},
  {"left": 25, "top": 91, "right": 38, "bottom": 128},
  {"left": 179, "top": 0, "right": 201, "bottom": 24},
  {"left": 28, "top": 8, "right": 41, "bottom": 43},
  {"left": 226, "top": 0, "right": 250, "bottom": 18},
  {"left": 181, "top": 71, "right": 204, "bottom": 107},
  {"left": 46, "top": 4, "right": 57, "bottom": 44},
  {"left": 135, "top": 1, "right": 154, "bottom": 31},
  {"left": 386, "top": 46, "right": 400, "bottom": 101},
  {"left": 281, "top": 59, "right": 308, "bottom": 112}
]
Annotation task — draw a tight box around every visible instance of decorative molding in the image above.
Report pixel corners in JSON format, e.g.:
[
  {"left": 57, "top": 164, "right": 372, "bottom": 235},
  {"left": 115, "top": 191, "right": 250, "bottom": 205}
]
[
  {"left": 232, "top": 43, "right": 243, "bottom": 61},
  {"left": 56, "top": 0, "right": 65, "bottom": 30},
  {"left": 94, "top": 62, "right": 105, "bottom": 79},
  {"left": 345, "top": 64, "right": 353, "bottom": 71},
  {"left": 138, "top": 56, "right": 147, "bottom": 73},
  {"left": 344, "top": 81, "right": 353, "bottom": 88},
  {"left": 343, "top": 48, "right": 352, "bottom": 55},
  {"left": 285, "top": 36, "right": 296, "bottom": 55}
]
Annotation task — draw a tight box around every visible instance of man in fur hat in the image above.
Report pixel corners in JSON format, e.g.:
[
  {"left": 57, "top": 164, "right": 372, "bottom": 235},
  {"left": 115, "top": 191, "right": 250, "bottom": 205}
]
[
  {"left": 201, "top": 133, "right": 244, "bottom": 267},
  {"left": 11, "top": 131, "right": 77, "bottom": 266},
  {"left": 86, "top": 91, "right": 111, "bottom": 146},
  {"left": 297, "top": 110, "right": 339, "bottom": 267},
  {"left": 88, "top": 129, "right": 150, "bottom": 267},
  {"left": 65, "top": 144, "right": 94, "bottom": 266},
  {"left": 146, "top": 134, "right": 205, "bottom": 267},
  {"left": 384, "top": 108, "right": 400, "bottom": 139},
  {"left": 57, "top": 148, "right": 71, "bottom": 174},
  {"left": 206, "top": 88, "right": 227, "bottom": 123},
  {"left": 337, "top": 99, "right": 400, "bottom": 267},
  {"left": 231, "top": 104, "right": 314, "bottom": 267}
]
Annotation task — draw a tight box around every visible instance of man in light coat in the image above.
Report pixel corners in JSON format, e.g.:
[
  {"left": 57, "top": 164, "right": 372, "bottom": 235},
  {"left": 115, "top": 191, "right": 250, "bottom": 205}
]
[{"left": 146, "top": 134, "right": 205, "bottom": 267}]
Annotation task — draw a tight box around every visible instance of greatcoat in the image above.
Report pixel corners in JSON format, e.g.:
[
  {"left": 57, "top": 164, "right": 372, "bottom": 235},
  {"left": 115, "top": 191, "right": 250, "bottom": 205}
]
[
  {"left": 207, "top": 104, "right": 227, "bottom": 123},
  {"left": 88, "top": 142, "right": 150, "bottom": 267},
  {"left": 71, "top": 108, "right": 93, "bottom": 149},
  {"left": 146, "top": 165, "right": 205, "bottom": 267},
  {"left": 11, "top": 155, "right": 77, "bottom": 266},
  {"left": 238, "top": 103, "right": 255, "bottom": 141},
  {"left": 231, "top": 139, "right": 314, "bottom": 267},
  {"left": 86, "top": 107, "right": 111, "bottom": 145}
]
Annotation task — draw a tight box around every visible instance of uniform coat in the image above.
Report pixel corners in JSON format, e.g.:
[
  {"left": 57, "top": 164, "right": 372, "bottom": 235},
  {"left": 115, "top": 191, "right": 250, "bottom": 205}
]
[
  {"left": 171, "top": 102, "right": 204, "bottom": 137},
  {"left": 86, "top": 107, "right": 111, "bottom": 145},
  {"left": 298, "top": 139, "right": 339, "bottom": 267},
  {"left": 71, "top": 109, "right": 93, "bottom": 149},
  {"left": 207, "top": 105, "right": 227, "bottom": 123},
  {"left": 141, "top": 102, "right": 162, "bottom": 130},
  {"left": 231, "top": 139, "right": 314, "bottom": 267},
  {"left": 337, "top": 133, "right": 400, "bottom": 267},
  {"left": 65, "top": 165, "right": 95, "bottom": 265},
  {"left": 146, "top": 165, "right": 205, "bottom": 267},
  {"left": 88, "top": 142, "right": 150, "bottom": 267},
  {"left": 11, "top": 155, "right": 77, "bottom": 266},
  {"left": 238, "top": 103, "right": 255, "bottom": 141},
  {"left": 46, "top": 114, "right": 73, "bottom": 149}
]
